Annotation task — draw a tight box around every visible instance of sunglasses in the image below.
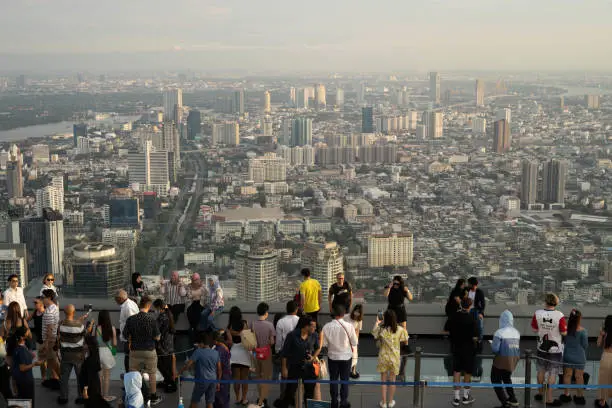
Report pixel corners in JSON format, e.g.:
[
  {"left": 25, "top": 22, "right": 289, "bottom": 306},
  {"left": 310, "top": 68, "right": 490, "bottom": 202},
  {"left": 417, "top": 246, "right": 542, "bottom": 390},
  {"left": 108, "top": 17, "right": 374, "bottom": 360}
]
[{"left": 46, "top": 278, "right": 54, "bottom": 282}]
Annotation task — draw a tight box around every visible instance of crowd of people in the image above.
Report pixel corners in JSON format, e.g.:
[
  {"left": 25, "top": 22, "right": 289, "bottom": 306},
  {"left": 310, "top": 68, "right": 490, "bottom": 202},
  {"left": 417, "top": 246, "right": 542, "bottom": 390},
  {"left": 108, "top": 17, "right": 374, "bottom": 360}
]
[{"left": 3, "top": 269, "right": 612, "bottom": 408}]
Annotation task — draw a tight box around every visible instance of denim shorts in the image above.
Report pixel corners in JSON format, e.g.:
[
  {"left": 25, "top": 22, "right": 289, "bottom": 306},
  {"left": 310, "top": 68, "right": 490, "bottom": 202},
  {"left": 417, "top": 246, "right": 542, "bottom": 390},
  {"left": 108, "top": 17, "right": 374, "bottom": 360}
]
[{"left": 192, "top": 382, "right": 215, "bottom": 405}]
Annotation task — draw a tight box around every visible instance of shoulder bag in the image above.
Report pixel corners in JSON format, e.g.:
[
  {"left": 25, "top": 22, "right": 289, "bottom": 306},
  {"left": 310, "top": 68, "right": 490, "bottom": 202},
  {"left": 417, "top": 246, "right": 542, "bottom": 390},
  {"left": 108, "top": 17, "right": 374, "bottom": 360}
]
[
  {"left": 240, "top": 322, "right": 257, "bottom": 351},
  {"left": 251, "top": 321, "right": 271, "bottom": 360}
]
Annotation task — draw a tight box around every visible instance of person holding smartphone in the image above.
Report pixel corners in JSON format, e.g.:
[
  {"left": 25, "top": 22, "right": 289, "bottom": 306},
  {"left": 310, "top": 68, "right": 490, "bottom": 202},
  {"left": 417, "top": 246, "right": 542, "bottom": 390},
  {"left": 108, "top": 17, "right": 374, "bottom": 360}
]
[
  {"left": 12, "top": 326, "right": 43, "bottom": 402},
  {"left": 384, "top": 276, "right": 412, "bottom": 330}
]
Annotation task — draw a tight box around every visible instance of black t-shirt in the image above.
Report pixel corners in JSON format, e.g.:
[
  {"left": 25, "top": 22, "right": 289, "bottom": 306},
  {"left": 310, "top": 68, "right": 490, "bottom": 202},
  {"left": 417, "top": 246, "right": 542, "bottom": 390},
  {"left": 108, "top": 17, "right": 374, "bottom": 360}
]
[
  {"left": 123, "top": 312, "right": 160, "bottom": 351},
  {"left": 329, "top": 282, "right": 352, "bottom": 309},
  {"left": 387, "top": 285, "right": 407, "bottom": 308},
  {"left": 444, "top": 311, "right": 478, "bottom": 352}
]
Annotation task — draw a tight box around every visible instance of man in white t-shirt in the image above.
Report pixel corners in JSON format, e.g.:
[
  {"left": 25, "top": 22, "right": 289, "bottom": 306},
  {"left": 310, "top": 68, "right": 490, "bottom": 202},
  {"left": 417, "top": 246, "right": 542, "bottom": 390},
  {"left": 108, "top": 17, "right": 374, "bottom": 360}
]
[
  {"left": 531, "top": 293, "right": 566, "bottom": 407},
  {"left": 115, "top": 289, "right": 139, "bottom": 372}
]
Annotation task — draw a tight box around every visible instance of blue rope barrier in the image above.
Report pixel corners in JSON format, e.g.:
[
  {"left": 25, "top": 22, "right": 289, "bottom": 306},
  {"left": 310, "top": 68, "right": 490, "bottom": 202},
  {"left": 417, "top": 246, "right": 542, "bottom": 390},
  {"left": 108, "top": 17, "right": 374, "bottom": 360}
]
[
  {"left": 303, "top": 379, "right": 418, "bottom": 386},
  {"left": 426, "top": 382, "right": 541, "bottom": 388}
]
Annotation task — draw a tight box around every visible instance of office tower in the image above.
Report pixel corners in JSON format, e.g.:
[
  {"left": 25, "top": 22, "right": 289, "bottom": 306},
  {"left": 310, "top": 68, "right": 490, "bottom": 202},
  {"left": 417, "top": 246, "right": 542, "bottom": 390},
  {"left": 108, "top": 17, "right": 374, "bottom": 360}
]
[
  {"left": 475, "top": 79, "right": 485, "bottom": 107},
  {"left": 0, "top": 244, "right": 27, "bottom": 287},
  {"left": 263, "top": 90, "right": 271, "bottom": 114},
  {"left": 63, "top": 243, "right": 128, "bottom": 298},
  {"left": 302, "top": 145, "right": 314, "bottom": 166},
  {"left": 496, "top": 108, "right": 511, "bottom": 123},
  {"left": 521, "top": 160, "right": 539, "bottom": 209},
  {"left": 423, "top": 111, "right": 443, "bottom": 138},
  {"left": 289, "top": 87, "right": 296, "bottom": 106},
  {"left": 543, "top": 159, "right": 567, "bottom": 205},
  {"left": 301, "top": 241, "right": 343, "bottom": 295},
  {"left": 314, "top": 84, "right": 326, "bottom": 108},
  {"left": 368, "top": 233, "right": 414, "bottom": 267},
  {"left": 72, "top": 123, "right": 88, "bottom": 148},
  {"left": 19, "top": 208, "right": 64, "bottom": 280},
  {"left": 6, "top": 161, "right": 22, "bottom": 199},
  {"left": 212, "top": 122, "right": 240, "bottom": 146},
  {"left": 281, "top": 119, "right": 292, "bottom": 145},
  {"left": 45, "top": 209, "right": 64, "bottom": 278},
  {"left": 248, "top": 153, "right": 287, "bottom": 183},
  {"left": 472, "top": 117, "right": 486, "bottom": 134},
  {"left": 163, "top": 88, "right": 183, "bottom": 122},
  {"left": 429, "top": 72, "right": 440, "bottom": 104},
  {"left": 109, "top": 198, "right": 140, "bottom": 228},
  {"left": 128, "top": 141, "right": 170, "bottom": 195},
  {"left": 362, "top": 107, "right": 374, "bottom": 133},
  {"left": 291, "top": 117, "right": 312, "bottom": 147},
  {"left": 493, "top": 119, "right": 511, "bottom": 153},
  {"left": 233, "top": 89, "right": 245, "bottom": 114},
  {"left": 235, "top": 246, "right": 278, "bottom": 302},
  {"left": 35, "top": 185, "right": 63, "bottom": 216},
  {"left": 31, "top": 144, "right": 50, "bottom": 164},
  {"left": 335, "top": 88, "right": 344, "bottom": 108},
  {"left": 162, "top": 121, "right": 180, "bottom": 170},
  {"left": 186, "top": 110, "right": 201, "bottom": 140},
  {"left": 585, "top": 94, "right": 600, "bottom": 109}
]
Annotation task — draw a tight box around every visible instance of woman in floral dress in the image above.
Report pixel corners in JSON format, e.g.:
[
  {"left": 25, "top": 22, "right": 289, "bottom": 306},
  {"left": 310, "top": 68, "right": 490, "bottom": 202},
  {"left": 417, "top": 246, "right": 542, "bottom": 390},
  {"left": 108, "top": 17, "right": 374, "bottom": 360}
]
[{"left": 372, "top": 309, "right": 408, "bottom": 408}]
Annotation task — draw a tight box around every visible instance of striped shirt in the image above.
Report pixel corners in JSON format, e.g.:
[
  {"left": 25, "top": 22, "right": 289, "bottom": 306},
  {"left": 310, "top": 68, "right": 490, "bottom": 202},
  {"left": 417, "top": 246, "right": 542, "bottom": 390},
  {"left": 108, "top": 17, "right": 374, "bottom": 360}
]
[
  {"left": 59, "top": 319, "right": 85, "bottom": 362},
  {"left": 42, "top": 303, "right": 60, "bottom": 344},
  {"left": 163, "top": 281, "right": 186, "bottom": 306}
]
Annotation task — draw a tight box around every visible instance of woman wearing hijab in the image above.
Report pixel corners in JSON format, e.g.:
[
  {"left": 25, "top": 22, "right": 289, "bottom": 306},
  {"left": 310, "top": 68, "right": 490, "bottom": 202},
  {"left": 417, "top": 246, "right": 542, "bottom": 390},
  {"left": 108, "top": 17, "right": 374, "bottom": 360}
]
[
  {"left": 123, "top": 371, "right": 145, "bottom": 408},
  {"left": 200, "top": 276, "right": 224, "bottom": 331},
  {"left": 160, "top": 271, "right": 187, "bottom": 323},
  {"left": 186, "top": 273, "right": 207, "bottom": 339},
  {"left": 128, "top": 273, "right": 147, "bottom": 302}
]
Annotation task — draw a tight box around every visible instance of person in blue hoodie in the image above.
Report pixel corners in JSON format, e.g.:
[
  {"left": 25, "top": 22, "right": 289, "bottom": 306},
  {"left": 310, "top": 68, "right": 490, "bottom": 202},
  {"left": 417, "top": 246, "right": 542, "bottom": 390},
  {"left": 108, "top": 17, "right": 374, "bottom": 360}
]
[{"left": 491, "top": 310, "right": 521, "bottom": 408}]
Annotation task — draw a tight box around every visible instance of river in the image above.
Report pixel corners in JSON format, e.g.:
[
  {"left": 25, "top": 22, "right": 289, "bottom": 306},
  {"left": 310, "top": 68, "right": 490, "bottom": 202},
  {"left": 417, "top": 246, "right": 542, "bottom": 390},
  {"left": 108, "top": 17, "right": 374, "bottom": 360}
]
[
  {"left": 563, "top": 86, "right": 612, "bottom": 97},
  {"left": 0, "top": 115, "right": 142, "bottom": 142}
]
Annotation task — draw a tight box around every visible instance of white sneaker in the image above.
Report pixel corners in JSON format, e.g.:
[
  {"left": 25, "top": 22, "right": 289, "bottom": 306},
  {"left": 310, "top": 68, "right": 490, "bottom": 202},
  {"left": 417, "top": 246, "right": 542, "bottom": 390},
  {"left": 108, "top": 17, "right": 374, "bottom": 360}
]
[
  {"left": 379, "top": 401, "right": 387, "bottom": 408},
  {"left": 387, "top": 401, "right": 396, "bottom": 408}
]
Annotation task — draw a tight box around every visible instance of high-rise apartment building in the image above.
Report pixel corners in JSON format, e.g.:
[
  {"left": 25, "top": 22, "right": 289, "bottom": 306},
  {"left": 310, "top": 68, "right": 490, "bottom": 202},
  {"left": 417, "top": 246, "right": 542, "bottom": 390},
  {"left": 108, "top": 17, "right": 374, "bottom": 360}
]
[
  {"left": 301, "top": 241, "right": 343, "bottom": 295},
  {"left": 423, "top": 111, "right": 443, "bottom": 138},
  {"left": 248, "top": 153, "right": 287, "bottom": 183},
  {"left": 429, "top": 72, "right": 440, "bottom": 104},
  {"left": 262, "top": 119, "right": 273, "bottom": 136},
  {"left": 162, "top": 121, "right": 180, "bottom": 169},
  {"left": 32, "top": 144, "right": 50, "bottom": 164},
  {"left": 368, "top": 233, "right": 414, "bottom": 268},
  {"left": 315, "top": 84, "right": 326, "bottom": 108},
  {"left": 0, "top": 244, "right": 27, "bottom": 287},
  {"left": 289, "top": 87, "right": 296, "bottom": 106},
  {"left": 127, "top": 141, "right": 170, "bottom": 195},
  {"left": 335, "top": 88, "right": 344, "bottom": 108},
  {"left": 472, "top": 117, "right": 486, "bottom": 134},
  {"left": 585, "top": 94, "right": 600, "bottom": 109},
  {"left": 521, "top": 160, "right": 539, "bottom": 209},
  {"left": 186, "top": 110, "right": 201, "bottom": 140},
  {"left": 212, "top": 122, "right": 240, "bottom": 146},
  {"left": 6, "top": 161, "right": 22, "bottom": 199},
  {"left": 543, "top": 159, "right": 567, "bottom": 205},
  {"left": 493, "top": 119, "right": 511, "bottom": 153},
  {"left": 163, "top": 88, "right": 183, "bottom": 122},
  {"left": 263, "top": 90, "right": 271, "bottom": 114},
  {"left": 233, "top": 89, "right": 245, "bottom": 114},
  {"left": 291, "top": 117, "right": 312, "bottom": 147},
  {"left": 35, "top": 185, "right": 64, "bottom": 216},
  {"left": 73, "top": 123, "right": 88, "bottom": 147},
  {"left": 235, "top": 246, "right": 278, "bottom": 302},
  {"left": 475, "top": 79, "right": 485, "bottom": 107},
  {"left": 362, "top": 107, "right": 374, "bottom": 133}
]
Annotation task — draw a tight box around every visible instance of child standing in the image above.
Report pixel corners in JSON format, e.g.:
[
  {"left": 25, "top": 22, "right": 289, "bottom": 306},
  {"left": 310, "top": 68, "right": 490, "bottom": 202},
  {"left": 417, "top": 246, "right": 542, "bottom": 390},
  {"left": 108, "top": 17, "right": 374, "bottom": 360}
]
[{"left": 180, "top": 332, "right": 221, "bottom": 408}]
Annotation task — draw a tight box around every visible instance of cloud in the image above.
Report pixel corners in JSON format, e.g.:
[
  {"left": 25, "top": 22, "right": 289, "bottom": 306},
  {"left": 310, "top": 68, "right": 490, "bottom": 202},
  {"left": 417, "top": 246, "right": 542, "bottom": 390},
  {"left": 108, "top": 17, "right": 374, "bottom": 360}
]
[{"left": 203, "top": 5, "right": 231, "bottom": 17}]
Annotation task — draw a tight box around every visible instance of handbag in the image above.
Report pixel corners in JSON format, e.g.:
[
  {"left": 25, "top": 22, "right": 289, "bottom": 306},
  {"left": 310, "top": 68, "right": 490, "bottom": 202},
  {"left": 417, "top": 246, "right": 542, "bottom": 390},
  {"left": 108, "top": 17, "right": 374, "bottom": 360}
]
[
  {"left": 310, "top": 358, "right": 321, "bottom": 378},
  {"left": 240, "top": 323, "right": 257, "bottom": 351},
  {"left": 255, "top": 345, "right": 271, "bottom": 360},
  {"left": 317, "top": 357, "right": 328, "bottom": 379},
  {"left": 97, "top": 328, "right": 117, "bottom": 356}
]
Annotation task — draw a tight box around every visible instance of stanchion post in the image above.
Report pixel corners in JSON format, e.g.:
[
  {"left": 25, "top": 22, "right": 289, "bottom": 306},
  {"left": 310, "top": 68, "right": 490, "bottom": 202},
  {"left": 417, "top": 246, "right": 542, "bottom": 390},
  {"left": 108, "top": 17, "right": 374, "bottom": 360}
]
[
  {"left": 413, "top": 346, "right": 422, "bottom": 408},
  {"left": 297, "top": 378, "right": 304, "bottom": 408},
  {"left": 543, "top": 383, "right": 548, "bottom": 408},
  {"left": 524, "top": 349, "right": 532, "bottom": 408}
]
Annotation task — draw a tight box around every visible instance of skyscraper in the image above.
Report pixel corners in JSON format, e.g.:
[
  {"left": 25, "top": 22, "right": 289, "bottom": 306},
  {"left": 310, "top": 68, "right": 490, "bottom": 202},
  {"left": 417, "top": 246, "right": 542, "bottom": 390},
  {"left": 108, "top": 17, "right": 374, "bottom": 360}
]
[
  {"left": 35, "top": 184, "right": 64, "bottom": 216},
  {"left": 496, "top": 108, "right": 511, "bottom": 124},
  {"left": 127, "top": 141, "right": 170, "bottom": 195},
  {"left": 109, "top": 198, "right": 140, "bottom": 228},
  {"left": 233, "top": 89, "right": 245, "bottom": 114},
  {"left": 291, "top": 117, "right": 312, "bottom": 147},
  {"left": 301, "top": 241, "right": 343, "bottom": 295},
  {"left": 315, "top": 84, "right": 326, "bottom": 108},
  {"left": 0, "top": 244, "right": 27, "bottom": 287},
  {"left": 163, "top": 88, "right": 183, "bottom": 122},
  {"left": 475, "top": 79, "right": 485, "bottom": 107},
  {"left": 73, "top": 123, "right": 87, "bottom": 147},
  {"left": 429, "top": 72, "right": 441, "bottom": 104},
  {"left": 186, "top": 110, "right": 201, "bottom": 140},
  {"left": 212, "top": 122, "right": 240, "bottom": 146},
  {"left": 521, "top": 160, "right": 539, "bottom": 209},
  {"left": 543, "top": 159, "right": 567, "bottom": 205},
  {"left": 362, "top": 107, "right": 374, "bottom": 133},
  {"left": 423, "top": 111, "right": 443, "bottom": 138},
  {"left": 235, "top": 245, "right": 278, "bottom": 302},
  {"left": 493, "top": 119, "right": 511, "bottom": 153},
  {"left": 20, "top": 208, "right": 65, "bottom": 280},
  {"left": 289, "top": 87, "right": 296, "bottom": 107},
  {"left": 335, "top": 88, "right": 344, "bottom": 108},
  {"left": 263, "top": 90, "right": 271, "bottom": 114},
  {"left": 585, "top": 94, "right": 600, "bottom": 109},
  {"left": 6, "top": 161, "right": 22, "bottom": 199},
  {"left": 162, "top": 122, "right": 180, "bottom": 169}
]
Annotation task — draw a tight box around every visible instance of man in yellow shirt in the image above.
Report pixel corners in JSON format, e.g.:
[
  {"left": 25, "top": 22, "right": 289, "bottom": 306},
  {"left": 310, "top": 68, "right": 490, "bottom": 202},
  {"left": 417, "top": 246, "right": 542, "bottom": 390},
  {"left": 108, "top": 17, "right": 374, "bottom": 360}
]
[{"left": 299, "top": 268, "right": 322, "bottom": 323}]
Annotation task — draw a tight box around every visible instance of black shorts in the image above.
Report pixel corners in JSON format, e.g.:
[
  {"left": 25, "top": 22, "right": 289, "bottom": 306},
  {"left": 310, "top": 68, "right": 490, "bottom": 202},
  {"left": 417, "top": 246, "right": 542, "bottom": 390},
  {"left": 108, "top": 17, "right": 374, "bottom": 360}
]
[
  {"left": 452, "top": 350, "right": 475, "bottom": 374},
  {"left": 388, "top": 305, "right": 407, "bottom": 323}
]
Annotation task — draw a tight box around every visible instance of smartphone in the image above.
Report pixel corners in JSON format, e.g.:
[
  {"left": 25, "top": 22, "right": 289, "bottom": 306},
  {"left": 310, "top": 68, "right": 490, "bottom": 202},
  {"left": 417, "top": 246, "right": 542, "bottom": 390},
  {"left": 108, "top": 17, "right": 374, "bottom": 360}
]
[
  {"left": 377, "top": 310, "right": 384, "bottom": 320},
  {"left": 84, "top": 304, "right": 93, "bottom": 312}
]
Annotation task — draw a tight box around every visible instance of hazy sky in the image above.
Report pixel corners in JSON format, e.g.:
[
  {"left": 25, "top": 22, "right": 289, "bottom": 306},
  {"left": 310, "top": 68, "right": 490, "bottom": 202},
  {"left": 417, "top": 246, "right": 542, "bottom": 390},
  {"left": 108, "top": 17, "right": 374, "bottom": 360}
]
[{"left": 2, "top": 0, "right": 611, "bottom": 71}]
